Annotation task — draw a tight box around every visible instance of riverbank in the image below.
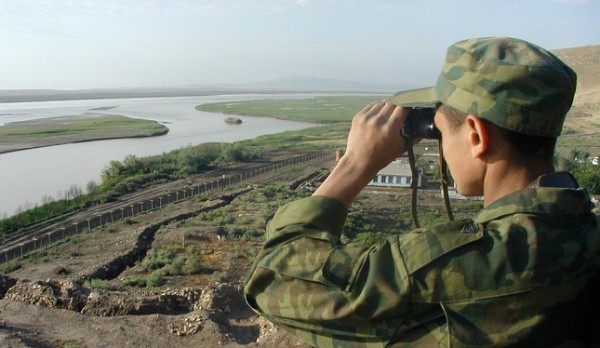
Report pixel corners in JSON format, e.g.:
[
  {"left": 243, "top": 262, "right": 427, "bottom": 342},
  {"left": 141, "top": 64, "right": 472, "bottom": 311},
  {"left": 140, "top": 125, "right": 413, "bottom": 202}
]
[
  {"left": 0, "top": 114, "right": 169, "bottom": 154},
  {"left": 0, "top": 151, "right": 331, "bottom": 348}
]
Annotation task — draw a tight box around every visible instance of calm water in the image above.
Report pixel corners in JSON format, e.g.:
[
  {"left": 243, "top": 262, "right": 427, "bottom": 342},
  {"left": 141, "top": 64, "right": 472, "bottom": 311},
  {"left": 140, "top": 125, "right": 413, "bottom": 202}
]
[{"left": 0, "top": 94, "right": 320, "bottom": 217}]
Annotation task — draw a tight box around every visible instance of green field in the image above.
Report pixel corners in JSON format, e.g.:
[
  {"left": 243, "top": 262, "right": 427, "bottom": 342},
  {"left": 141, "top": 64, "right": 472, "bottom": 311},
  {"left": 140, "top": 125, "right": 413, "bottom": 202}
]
[
  {"left": 197, "top": 95, "right": 385, "bottom": 123},
  {"left": 0, "top": 114, "right": 169, "bottom": 154},
  {"left": 197, "top": 95, "right": 388, "bottom": 150},
  {"left": 200, "top": 95, "right": 441, "bottom": 152},
  {"left": 200, "top": 95, "right": 600, "bottom": 155}
]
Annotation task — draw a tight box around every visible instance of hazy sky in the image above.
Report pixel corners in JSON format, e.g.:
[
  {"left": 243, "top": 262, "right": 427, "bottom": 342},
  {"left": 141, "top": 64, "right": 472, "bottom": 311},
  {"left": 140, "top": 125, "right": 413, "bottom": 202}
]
[{"left": 1, "top": 0, "right": 599, "bottom": 90}]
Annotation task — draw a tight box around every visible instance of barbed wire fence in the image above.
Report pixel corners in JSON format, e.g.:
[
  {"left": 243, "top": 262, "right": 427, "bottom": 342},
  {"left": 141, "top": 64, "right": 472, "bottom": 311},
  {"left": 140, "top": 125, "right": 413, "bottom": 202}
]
[{"left": 0, "top": 150, "right": 335, "bottom": 264}]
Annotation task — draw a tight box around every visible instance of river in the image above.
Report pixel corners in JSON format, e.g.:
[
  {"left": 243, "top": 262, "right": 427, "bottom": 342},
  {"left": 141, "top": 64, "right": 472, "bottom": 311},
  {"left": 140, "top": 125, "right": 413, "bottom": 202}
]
[{"left": 0, "top": 94, "right": 321, "bottom": 218}]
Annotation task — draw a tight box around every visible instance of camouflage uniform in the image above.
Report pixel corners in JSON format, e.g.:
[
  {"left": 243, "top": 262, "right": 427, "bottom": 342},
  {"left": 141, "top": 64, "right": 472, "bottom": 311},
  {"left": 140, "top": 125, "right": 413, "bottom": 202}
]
[
  {"left": 245, "top": 179, "right": 600, "bottom": 347},
  {"left": 244, "top": 38, "right": 600, "bottom": 347}
]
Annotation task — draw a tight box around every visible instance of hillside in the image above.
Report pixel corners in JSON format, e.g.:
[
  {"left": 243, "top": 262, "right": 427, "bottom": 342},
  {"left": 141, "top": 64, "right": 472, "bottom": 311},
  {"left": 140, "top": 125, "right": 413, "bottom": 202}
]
[
  {"left": 0, "top": 44, "right": 599, "bottom": 348},
  {"left": 552, "top": 45, "right": 600, "bottom": 155},
  {"left": 554, "top": 45, "right": 600, "bottom": 96}
]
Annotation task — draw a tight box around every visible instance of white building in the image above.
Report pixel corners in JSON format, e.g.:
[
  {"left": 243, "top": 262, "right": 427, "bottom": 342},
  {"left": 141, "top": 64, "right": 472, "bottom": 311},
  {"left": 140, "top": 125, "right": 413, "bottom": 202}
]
[{"left": 369, "top": 159, "right": 422, "bottom": 188}]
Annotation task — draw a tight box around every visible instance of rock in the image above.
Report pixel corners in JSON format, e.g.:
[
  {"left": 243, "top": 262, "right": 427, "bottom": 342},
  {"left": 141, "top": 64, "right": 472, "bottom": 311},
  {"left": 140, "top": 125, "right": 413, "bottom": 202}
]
[
  {"left": 167, "top": 314, "right": 206, "bottom": 336},
  {"left": 4, "top": 279, "right": 88, "bottom": 311}
]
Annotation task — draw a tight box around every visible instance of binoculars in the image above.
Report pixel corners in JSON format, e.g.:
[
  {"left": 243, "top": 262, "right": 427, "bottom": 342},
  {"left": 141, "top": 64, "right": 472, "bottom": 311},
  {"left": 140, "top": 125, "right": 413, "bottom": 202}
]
[{"left": 402, "top": 108, "right": 441, "bottom": 140}]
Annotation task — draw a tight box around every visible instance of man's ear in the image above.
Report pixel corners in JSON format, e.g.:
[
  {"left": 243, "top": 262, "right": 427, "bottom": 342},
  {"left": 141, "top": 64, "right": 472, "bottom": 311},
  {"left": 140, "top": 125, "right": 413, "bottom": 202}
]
[{"left": 465, "top": 115, "right": 489, "bottom": 158}]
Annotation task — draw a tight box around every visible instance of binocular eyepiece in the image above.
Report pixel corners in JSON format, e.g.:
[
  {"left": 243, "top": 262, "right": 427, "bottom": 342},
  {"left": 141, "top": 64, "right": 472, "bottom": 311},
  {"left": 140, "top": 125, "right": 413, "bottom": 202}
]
[{"left": 402, "top": 108, "right": 441, "bottom": 140}]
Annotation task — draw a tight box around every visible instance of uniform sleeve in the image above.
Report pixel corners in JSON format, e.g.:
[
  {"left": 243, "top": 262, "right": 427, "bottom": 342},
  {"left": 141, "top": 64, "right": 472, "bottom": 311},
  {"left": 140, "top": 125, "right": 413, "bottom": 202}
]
[{"left": 243, "top": 196, "right": 413, "bottom": 347}]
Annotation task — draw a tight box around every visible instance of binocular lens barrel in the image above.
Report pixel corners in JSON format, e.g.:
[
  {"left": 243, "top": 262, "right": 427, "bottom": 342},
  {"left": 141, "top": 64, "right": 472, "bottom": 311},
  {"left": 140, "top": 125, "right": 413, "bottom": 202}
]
[{"left": 403, "top": 108, "right": 441, "bottom": 140}]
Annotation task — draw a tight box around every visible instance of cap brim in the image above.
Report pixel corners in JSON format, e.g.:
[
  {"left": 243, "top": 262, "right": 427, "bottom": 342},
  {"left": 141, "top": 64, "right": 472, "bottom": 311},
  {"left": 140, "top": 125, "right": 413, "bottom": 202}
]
[{"left": 391, "top": 87, "right": 438, "bottom": 108}]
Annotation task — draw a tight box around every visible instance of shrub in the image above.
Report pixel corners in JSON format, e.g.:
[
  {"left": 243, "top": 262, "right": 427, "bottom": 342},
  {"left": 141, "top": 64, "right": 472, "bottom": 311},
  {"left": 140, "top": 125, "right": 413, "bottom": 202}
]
[
  {"left": 214, "top": 214, "right": 235, "bottom": 226},
  {"left": 146, "top": 270, "right": 165, "bottom": 287},
  {"left": 121, "top": 275, "right": 147, "bottom": 288},
  {"left": 353, "top": 231, "right": 387, "bottom": 247},
  {"left": 242, "top": 230, "right": 264, "bottom": 242},
  {"left": 2, "top": 261, "right": 22, "bottom": 273},
  {"left": 182, "top": 255, "right": 203, "bottom": 275},
  {"left": 162, "top": 256, "right": 186, "bottom": 275},
  {"left": 142, "top": 250, "right": 174, "bottom": 271},
  {"left": 83, "top": 278, "right": 115, "bottom": 290},
  {"left": 343, "top": 211, "right": 368, "bottom": 237},
  {"left": 228, "top": 226, "right": 249, "bottom": 239}
]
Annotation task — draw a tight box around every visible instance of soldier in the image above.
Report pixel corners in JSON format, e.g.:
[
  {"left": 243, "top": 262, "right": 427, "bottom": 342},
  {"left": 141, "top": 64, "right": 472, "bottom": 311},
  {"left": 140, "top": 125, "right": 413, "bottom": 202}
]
[{"left": 244, "top": 37, "right": 600, "bottom": 347}]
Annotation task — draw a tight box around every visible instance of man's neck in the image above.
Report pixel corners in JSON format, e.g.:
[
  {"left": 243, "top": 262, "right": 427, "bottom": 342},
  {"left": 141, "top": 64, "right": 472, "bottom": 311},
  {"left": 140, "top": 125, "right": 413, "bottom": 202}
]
[{"left": 483, "top": 160, "right": 555, "bottom": 206}]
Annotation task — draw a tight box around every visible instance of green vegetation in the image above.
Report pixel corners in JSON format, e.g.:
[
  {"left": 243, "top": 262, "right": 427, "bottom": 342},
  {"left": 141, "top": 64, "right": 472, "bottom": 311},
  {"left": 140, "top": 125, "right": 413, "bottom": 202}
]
[
  {"left": 0, "top": 192, "right": 89, "bottom": 238},
  {"left": 0, "top": 115, "right": 167, "bottom": 138},
  {"left": 0, "top": 115, "right": 168, "bottom": 154},
  {"left": 121, "top": 275, "right": 148, "bottom": 288},
  {"left": 248, "top": 122, "right": 350, "bottom": 149},
  {"left": 121, "top": 246, "right": 204, "bottom": 288},
  {"left": 193, "top": 183, "right": 309, "bottom": 242},
  {"left": 197, "top": 95, "right": 383, "bottom": 123},
  {"left": 60, "top": 342, "right": 84, "bottom": 348},
  {"left": 83, "top": 278, "right": 116, "bottom": 290},
  {"left": 0, "top": 142, "right": 261, "bottom": 236},
  {"left": 557, "top": 148, "right": 600, "bottom": 194},
  {"left": 2, "top": 95, "right": 598, "bottom": 243},
  {"left": 2, "top": 261, "right": 22, "bottom": 273}
]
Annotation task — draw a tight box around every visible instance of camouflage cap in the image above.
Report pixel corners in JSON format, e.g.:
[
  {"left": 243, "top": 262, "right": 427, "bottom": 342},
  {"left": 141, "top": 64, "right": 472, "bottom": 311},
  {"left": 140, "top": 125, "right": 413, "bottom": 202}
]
[{"left": 392, "top": 37, "right": 577, "bottom": 137}]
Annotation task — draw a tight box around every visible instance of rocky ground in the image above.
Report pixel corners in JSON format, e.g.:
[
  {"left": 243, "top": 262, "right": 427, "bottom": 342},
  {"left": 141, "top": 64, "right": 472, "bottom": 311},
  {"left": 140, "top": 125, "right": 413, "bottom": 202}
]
[
  {"left": 2, "top": 45, "right": 599, "bottom": 347},
  {"left": 1, "top": 149, "right": 478, "bottom": 348},
  {"left": 0, "top": 153, "right": 328, "bottom": 348}
]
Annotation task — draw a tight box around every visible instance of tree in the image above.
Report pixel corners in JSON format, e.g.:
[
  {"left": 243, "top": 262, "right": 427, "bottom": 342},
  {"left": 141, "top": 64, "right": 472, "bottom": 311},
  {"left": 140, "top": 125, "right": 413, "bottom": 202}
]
[
  {"left": 86, "top": 180, "right": 98, "bottom": 194},
  {"left": 557, "top": 149, "right": 600, "bottom": 194},
  {"left": 558, "top": 148, "right": 590, "bottom": 172},
  {"left": 573, "top": 162, "right": 600, "bottom": 194}
]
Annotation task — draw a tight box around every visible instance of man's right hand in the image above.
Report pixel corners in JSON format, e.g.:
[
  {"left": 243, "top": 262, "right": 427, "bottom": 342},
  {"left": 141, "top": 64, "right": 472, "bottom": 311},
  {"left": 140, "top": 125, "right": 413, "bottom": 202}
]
[{"left": 313, "top": 100, "right": 409, "bottom": 208}]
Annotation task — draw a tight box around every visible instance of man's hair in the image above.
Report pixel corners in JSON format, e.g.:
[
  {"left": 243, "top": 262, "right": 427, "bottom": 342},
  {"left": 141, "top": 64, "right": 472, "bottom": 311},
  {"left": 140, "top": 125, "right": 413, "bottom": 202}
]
[{"left": 438, "top": 104, "right": 557, "bottom": 161}]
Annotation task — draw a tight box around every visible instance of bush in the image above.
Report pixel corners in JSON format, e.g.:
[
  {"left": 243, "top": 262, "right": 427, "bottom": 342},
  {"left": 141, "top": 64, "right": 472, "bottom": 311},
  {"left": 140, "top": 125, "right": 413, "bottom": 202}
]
[
  {"left": 573, "top": 163, "right": 600, "bottom": 194},
  {"left": 146, "top": 270, "right": 165, "bottom": 287},
  {"left": 162, "top": 256, "right": 186, "bottom": 275},
  {"left": 353, "top": 231, "right": 387, "bottom": 247},
  {"left": 199, "top": 209, "right": 235, "bottom": 225},
  {"left": 343, "top": 211, "right": 368, "bottom": 237},
  {"left": 228, "top": 226, "right": 249, "bottom": 239},
  {"left": 2, "top": 261, "right": 22, "bottom": 273},
  {"left": 242, "top": 230, "right": 264, "bottom": 242},
  {"left": 182, "top": 255, "right": 203, "bottom": 275},
  {"left": 121, "top": 275, "right": 147, "bottom": 288},
  {"left": 142, "top": 250, "right": 174, "bottom": 271},
  {"left": 84, "top": 278, "right": 115, "bottom": 290}
]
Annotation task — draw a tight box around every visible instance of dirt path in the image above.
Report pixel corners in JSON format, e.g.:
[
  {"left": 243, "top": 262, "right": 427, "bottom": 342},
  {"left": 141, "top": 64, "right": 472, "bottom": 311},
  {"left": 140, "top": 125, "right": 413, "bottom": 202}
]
[{"left": 0, "top": 150, "right": 333, "bottom": 348}]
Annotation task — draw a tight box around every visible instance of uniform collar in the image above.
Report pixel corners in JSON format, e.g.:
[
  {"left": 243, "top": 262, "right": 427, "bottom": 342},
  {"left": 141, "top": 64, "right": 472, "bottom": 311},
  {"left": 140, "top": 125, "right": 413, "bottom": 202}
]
[{"left": 475, "top": 173, "right": 592, "bottom": 224}]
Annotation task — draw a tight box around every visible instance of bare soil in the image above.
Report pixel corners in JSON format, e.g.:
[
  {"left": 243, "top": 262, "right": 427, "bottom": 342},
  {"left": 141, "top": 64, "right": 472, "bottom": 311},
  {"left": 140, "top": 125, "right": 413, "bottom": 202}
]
[
  {"left": 1, "top": 44, "right": 599, "bottom": 348},
  {"left": 0, "top": 151, "right": 330, "bottom": 348},
  {"left": 1, "top": 147, "right": 488, "bottom": 348}
]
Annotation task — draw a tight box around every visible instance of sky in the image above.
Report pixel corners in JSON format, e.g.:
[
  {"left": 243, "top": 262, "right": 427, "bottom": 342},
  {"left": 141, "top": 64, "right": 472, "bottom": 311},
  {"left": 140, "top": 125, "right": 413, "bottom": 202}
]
[{"left": 1, "top": 0, "right": 599, "bottom": 90}]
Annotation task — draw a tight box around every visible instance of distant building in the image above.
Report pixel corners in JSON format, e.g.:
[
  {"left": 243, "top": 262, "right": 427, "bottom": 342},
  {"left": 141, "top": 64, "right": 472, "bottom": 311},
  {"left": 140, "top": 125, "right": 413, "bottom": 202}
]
[{"left": 369, "top": 159, "right": 422, "bottom": 188}]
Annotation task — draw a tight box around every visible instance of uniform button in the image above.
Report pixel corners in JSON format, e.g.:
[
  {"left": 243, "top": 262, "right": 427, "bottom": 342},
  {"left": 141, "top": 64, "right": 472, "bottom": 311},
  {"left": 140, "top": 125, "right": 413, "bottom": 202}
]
[{"left": 465, "top": 224, "right": 479, "bottom": 233}]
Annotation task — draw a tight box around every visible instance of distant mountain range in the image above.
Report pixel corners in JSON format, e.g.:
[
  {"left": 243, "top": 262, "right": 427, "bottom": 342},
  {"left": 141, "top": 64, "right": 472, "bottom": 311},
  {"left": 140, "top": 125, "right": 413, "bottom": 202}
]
[
  {"left": 235, "top": 75, "right": 412, "bottom": 93},
  {"left": 3, "top": 42, "right": 597, "bottom": 104},
  {"left": 0, "top": 76, "right": 414, "bottom": 103}
]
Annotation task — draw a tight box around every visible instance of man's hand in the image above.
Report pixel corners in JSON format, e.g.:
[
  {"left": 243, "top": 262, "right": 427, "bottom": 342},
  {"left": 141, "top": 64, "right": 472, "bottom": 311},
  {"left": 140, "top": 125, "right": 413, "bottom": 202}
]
[
  {"left": 314, "top": 101, "right": 409, "bottom": 208},
  {"left": 345, "top": 100, "right": 408, "bottom": 175}
]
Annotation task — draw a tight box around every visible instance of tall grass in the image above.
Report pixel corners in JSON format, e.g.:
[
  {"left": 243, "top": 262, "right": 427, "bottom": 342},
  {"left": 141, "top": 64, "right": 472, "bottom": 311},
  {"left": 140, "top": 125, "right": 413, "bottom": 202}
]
[{"left": 196, "top": 96, "right": 383, "bottom": 123}]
